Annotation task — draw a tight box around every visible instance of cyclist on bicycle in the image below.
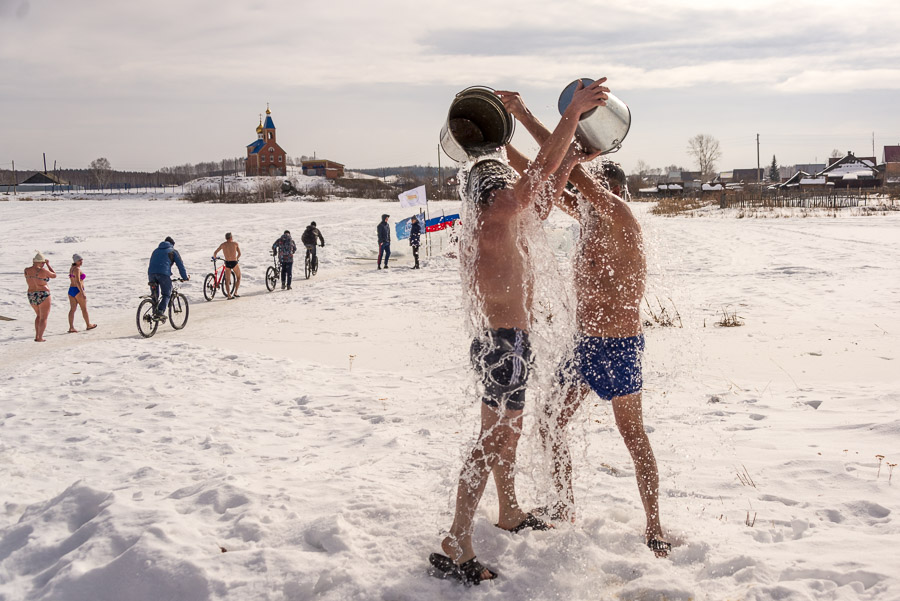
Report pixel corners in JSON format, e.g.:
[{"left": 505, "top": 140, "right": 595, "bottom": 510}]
[
  {"left": 301, "top": 221, "right": 325, "bottom": 262},
  {"left": 213, "top": 232, "right": 242, "bottom": 299},
  {"left": 148, "top": 236, "right": 189, "bottom": 321}
]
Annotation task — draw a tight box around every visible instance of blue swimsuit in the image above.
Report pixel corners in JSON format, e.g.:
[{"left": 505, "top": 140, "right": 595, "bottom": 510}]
[{"left": 560, "top": 335, "right": 644, "bottom": 400}]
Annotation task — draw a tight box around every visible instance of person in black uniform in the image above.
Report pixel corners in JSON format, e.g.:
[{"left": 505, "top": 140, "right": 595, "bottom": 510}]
[{"left": 409, "top": 215, "right": 421, "bottom": 269}]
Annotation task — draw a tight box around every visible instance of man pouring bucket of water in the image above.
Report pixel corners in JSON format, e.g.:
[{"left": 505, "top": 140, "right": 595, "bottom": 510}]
[{"left": 428, "top": 77, "right": 669, "bottom": 585}]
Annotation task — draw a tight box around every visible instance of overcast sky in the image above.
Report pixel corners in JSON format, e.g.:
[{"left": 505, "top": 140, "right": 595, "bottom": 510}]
[{"left": 2, "top": 0, "right": 899, "bottom": 175}]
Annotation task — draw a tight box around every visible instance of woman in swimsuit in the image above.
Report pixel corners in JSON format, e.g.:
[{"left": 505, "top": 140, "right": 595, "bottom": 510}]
[
  {"left": 24, "top": 252, "right": 56, "bottom": 342},
  {"left": 67, "top": 253, "right": 97, "bottom": 333}
]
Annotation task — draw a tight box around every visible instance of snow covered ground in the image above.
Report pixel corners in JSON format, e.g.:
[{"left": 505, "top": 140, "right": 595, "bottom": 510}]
[{"left": 1, "top": 196, "right": 898, "bottom": 600}]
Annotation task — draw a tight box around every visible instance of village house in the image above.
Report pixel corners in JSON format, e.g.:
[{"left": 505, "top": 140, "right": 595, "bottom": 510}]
[
  {"left": 883, "top": 145, "right": 900, "bottom": 187},
  {"left": 817, "top": 152, "right": 880, "bottom": 188},
  {"left": 301, "top": 159, "right": 344, "bottom": 179},
  {"left": 245, "top": 106, "right": 287, "bottom": 177}
]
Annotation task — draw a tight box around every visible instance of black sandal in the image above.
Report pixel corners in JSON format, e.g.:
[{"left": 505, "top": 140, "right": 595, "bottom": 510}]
[
  {"left": 647, "top": 538, "right": 672, "bottom": 554},
  {"left": 428, "top": 553, "right": 498, "bottom": 585},
  {"left": 499, "top": 513, "right": 552, "bottom": 533}
]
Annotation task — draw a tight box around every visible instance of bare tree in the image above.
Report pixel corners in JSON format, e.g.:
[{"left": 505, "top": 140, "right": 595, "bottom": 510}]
[
  {"left": 830, "top": 148, "right": 843, "bottom": 159},
  {"left": 686, "top": 134, "right": 722, "bottom": 180},
  {"left": 89, "top": 157, "right": 112, "bottom": 188}
]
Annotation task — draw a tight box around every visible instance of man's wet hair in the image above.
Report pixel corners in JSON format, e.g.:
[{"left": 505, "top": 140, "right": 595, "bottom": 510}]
[
  {"left": 465, "top": 159, "right": 516, "bottom": 206},
  {"left": 225, "top": 232, "right": 232, "bottom": 240},
  {"left": 601, "top": 161, "right": 626, "bottom": 189}
]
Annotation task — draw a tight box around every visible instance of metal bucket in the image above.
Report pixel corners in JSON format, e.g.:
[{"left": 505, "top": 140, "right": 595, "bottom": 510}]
[
  {"left": 558, "top": 78, "right": 631, "bottom": 155},
  {"left": 440, "top": 86, "right": 515, "bottom": 163}
]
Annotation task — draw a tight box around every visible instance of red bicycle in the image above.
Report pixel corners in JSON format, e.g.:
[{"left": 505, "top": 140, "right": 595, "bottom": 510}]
[{"left": 203, "top": 257, "right": 237, "bottom": 301}]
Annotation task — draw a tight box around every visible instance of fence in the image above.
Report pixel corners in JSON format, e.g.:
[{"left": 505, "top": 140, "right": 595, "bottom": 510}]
[{"left": 718, "top": 188, "right": 885, "bottom": 209}]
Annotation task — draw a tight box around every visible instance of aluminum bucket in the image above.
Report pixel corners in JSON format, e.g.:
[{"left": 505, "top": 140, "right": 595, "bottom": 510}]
[
  {"left": 440, "top": 86, "right": 515, "bottom": 163},
  {"left": 558, "top": 78, "right": 631, "bottom": 155}
]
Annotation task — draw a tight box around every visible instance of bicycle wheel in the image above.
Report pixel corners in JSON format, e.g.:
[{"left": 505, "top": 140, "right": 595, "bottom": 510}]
[
  {"left": 266, "top": 266, "right": 277, "bottom": 291},
  {"left": 169, "top": 293, "right": 190, "bottom": 330},
  {"left": 304, "top": 253, "right": 311, "bottom": 279},
  {"left": 222, "top": 270, "right": 237, "bottom": 296},
  {"left": 136, "top": 298, "right": 159, "bottom": 338},
  {"left": 312, "top": 255, "right": 318, "bottom": 276},
  {"left": 203, "top": 273, "right": 217, "bottom": 301}
]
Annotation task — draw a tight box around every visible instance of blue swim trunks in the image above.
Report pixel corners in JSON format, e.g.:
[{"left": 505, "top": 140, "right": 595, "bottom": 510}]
[{"left": 560, "top": 335, "right": 644, "bottom": 400}]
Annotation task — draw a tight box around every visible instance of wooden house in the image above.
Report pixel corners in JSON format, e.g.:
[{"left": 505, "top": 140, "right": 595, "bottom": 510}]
[{"left": 817, "top": 152, "right": 880, "bottom": 188}]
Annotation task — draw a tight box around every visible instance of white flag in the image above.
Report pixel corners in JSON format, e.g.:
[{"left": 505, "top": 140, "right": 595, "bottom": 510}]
[{"left": 398, "top": 185, "right": 427, "bottom": 208}]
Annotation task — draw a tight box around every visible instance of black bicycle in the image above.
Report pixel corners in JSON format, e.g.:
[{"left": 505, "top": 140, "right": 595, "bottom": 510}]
[
  {"left": 137, "top": 279, "right": 189, "bottom": 338},
  {"left": 304, "top": 246, "right": 321, "bottom": 279},
  {"left": 265, "top": 251, "right": 280, "bottom": 292}
]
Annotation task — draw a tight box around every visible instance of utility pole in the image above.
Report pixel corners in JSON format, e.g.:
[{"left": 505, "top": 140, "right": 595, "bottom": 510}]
[
  {"left": 872, "top": 132, "right": 875, "bottom": 159},
  {"left": 756, "top": 134, "right": 761, "bottom": 184},
  {"left": 43, "top": 152, "right": 47, "bottom": 174},
  {"left": 12, "top": 160, "right": 16, "bottom": 195}
]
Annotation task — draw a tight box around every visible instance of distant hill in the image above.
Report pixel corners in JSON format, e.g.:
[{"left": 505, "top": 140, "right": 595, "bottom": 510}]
[{"left": 351, "top": 165, "right": 456, "bottom": 182}]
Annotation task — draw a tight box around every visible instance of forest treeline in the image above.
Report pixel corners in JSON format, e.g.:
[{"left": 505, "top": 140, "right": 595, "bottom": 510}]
[{"left": 0, "top": 159, "right": 457, "bottom": 190}]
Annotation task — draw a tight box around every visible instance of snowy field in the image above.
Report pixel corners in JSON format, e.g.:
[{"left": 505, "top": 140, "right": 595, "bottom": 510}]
[{"left": 1, "top": 196, "right": 899, "bottom": 601}]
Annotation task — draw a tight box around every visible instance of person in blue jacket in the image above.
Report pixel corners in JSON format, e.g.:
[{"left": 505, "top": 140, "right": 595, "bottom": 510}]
[
  {"left": 148, "top": 236, "right": 189, "bottom": 321},
  {"left": 377, "top": 214, "right": 391, "bottom": 269},
  {"left": 409, "top": 215, "right": 421, "bottom": 269}
]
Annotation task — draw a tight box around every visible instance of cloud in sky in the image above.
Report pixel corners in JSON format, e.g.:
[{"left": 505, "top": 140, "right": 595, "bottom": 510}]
[{"left": 1, "top": 0, "right": 899, "bottom": 172}]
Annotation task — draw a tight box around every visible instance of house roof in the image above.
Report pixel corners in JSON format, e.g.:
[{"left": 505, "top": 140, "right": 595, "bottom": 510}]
[
  {"left": 732, "top": 168, "right": 763, "bottom": 182},
  {"left": 22, "top": 172, "right": 68, "bottom": 185},
  {"left": 817, "top": 153, "right": 878, "bottom": 177},
  {"left": 885, "top": 146, "right": 900, "bottom": 163},
  {"left": 779, "top": 170, "right": 811, "bottom": 187},
  {"left": 246, "top": 139, "right": 265, "bottom": 155},
  {"left": 302, "top": 159, "right": 345, "bottom": 168}
]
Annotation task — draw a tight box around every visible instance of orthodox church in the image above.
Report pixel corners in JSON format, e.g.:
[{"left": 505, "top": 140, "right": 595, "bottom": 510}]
[{"left": 245, "top": 106, "right": 287, "bottom": 176}]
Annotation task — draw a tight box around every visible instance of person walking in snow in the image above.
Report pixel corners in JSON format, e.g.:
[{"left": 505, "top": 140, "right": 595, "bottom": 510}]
[{"left": 272, "top": 230, "right": 297, "bottom": 290}]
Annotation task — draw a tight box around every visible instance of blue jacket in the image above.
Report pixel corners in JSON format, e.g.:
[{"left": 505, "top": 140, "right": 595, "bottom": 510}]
[{"left": 148, "top": 241, "right": 188, "bottom": 279}]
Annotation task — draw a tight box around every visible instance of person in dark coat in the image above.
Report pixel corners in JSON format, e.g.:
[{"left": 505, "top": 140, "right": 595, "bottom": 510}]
[
  {"left": 377, "top": 214, "right": 391, "bottom": 269},
  {"left": 301, "top": 221, "right": 325, "bottom": 263},
  {"left": 409, "top": 215, "right": 421, "bottom": 269}
]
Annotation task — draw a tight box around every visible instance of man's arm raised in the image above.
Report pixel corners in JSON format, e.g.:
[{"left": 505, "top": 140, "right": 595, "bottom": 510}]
[
  {"left": 523, "top": 79, "right": 608, "bottom": 184},
  {"left": 499, "top": 87, "right": 621, "bottom": 215}
]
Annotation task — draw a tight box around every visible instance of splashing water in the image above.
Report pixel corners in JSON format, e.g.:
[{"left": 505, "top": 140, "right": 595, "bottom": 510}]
[{"left": 453, "top": 154, "right": 580, "bottom": 511}]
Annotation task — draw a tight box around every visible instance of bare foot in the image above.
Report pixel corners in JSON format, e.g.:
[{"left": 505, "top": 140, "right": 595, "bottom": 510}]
[
  {"left": 35, "top": 338, "right": 45, "bottom": 342},
  {"left": 68, "top": 329, "right": 78, "bottom": 333}
]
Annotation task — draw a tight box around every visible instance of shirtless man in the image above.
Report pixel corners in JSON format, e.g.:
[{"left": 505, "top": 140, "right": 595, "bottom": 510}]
[
  {"left": 497, "top": 90, "right": 669, "bottom": 557},
  {"left": 213, "top": 232, "right": 242, "bottom": 299},
  {"left": 429, "top": 79, "right": 610, "bottom": 585}
]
